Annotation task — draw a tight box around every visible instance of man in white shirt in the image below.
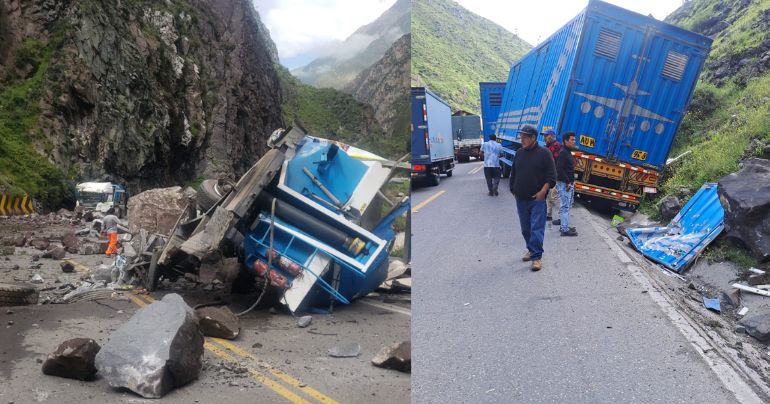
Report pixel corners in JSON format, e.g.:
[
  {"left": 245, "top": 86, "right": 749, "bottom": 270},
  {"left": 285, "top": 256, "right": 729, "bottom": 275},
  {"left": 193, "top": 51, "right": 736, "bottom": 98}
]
[{"left": 481, "top": 134, "right": 503, "bottom": 196}]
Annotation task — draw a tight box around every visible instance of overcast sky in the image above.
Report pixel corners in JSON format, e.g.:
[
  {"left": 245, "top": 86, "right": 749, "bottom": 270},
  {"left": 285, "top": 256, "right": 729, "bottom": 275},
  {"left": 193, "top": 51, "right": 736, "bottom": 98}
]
[
  {"left": 254, "top": 0, "right": 684, "bottom": 69},
  {"left": 454, "top": 0, "right": 685, "bottom": 46},
  {"left": 253, "top": 0, "right": 397, "bottom": 69}
]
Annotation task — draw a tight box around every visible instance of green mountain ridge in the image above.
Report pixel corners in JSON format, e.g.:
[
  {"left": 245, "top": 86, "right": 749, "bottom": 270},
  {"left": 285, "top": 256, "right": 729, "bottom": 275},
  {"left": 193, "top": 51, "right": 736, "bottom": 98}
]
[
  {"left": 411, "top": 0, "right": 530, "bottom": 113},
  {"left": 291, "top": 0, "right": 410, "bottom": 90},
  {"left": 660, "top": 0, "right": 770, "bottom": 200}
]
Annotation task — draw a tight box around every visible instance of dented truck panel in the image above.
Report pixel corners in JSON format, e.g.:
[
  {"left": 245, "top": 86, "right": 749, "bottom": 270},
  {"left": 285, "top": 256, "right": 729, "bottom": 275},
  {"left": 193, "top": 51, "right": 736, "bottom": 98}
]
[
  {"left": 626, "top": 183, "right": 724, "bottom": 272},
  {"left": 156, "top": 127, "right": 407, "bottom": 313}
]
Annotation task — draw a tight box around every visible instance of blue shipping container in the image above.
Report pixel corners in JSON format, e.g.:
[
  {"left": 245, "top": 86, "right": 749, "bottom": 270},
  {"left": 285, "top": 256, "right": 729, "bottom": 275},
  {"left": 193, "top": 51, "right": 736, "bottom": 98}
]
[
  {"left": 411, "top": 87, "right": 454, "bottom": 164},
  {"left": 496, "top": 0, "right": 712, "bottom": 171},
  {"left": 479, "top": 82, "right": 506, "bottom": 141}
]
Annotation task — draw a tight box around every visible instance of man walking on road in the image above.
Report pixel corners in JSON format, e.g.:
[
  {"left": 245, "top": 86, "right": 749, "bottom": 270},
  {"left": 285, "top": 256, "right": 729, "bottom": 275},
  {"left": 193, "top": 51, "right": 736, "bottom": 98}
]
[
  {"left": 102, "top": 208, "right": 120, "bottom": 256},
  {"left": 481, "top": 134, "right": 503, "bottom": 196},
  {"left": 543, "top": 129, "right": 562, "bottom": 222},
  {"left": 509, "top": 125, "right": 556, "bottom": 271},
  {"left": 556, "top": 132, "right": 578, "bottom": 236}
]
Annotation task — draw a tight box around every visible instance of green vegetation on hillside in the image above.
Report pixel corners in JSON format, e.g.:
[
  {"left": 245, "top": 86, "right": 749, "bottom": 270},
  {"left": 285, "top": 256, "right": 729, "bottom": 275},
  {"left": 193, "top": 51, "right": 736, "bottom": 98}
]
[
  {"left": 660, "top": 0, "right": 770, "bottom": 196},
  {"left": 0, "top": 38, "right": 71, "bottom": 208},
  {"left": 663, "top": 78, "right": 770, "bottom": 196},
  {"left": 411, "top": 0, "right": 530, "bottom": 113},
  {"left": 278, "top": 66, "right": 407, "bottom": 159}
]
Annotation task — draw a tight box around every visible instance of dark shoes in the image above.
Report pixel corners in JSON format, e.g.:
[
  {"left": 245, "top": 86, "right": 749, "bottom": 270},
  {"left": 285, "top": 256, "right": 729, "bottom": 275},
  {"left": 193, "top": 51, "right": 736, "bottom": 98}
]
[
  {"left": 493, "top": 189, "right": 498, "bottom": 196},
  {"left": 552, "top": 219, "right": 561, "bottom": 225},
  {"left": 560, "top": 227, "right": 578, "bottom": 236},
  {"left": 546, "top": 215, "right": 552, "bottom": 221},
  {"left": 488, "top": 189, "right": 499, "bottom": 196},
  {"left": 488, "top": 191, "right": 493, "bottom": 196}
]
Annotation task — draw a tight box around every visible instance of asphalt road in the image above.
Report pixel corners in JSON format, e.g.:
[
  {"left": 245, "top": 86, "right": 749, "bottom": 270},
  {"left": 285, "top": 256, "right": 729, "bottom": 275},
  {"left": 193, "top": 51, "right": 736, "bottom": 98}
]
[
  {"left": 0, "top": 251, "right": 410, "bottom": 404},
  {"left": 411, "top": 161, "right": 743, "bottom": 403}
]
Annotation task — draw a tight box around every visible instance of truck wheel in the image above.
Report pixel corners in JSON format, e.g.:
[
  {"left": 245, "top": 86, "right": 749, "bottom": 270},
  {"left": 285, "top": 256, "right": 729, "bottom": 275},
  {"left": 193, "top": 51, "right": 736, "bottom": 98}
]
[
  {"left": 0, "top": 283, "right": 39, "bottom": 306},
  {"left": 197, "top": 179, "right": 224, "bottom": 211},
  {"left": 429, "top": 173, "right": 440, "bottom": 186},
  {"left": 446, "top": 170, "right": 453, "bottom": 177}
]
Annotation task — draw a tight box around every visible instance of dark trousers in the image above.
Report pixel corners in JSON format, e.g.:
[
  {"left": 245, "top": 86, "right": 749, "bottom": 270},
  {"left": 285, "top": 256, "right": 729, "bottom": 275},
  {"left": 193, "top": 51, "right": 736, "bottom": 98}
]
[
  {"left": 516, "top": 198, "right": 547, "bottom": 260},
  {"left": 484, "top": 167, "right": 501, "bottom": 192}
]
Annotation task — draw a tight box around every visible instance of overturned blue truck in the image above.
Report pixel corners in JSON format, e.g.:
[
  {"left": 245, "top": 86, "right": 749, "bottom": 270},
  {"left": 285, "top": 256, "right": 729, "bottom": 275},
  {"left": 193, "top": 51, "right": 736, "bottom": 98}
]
[{"left": 148, "top": 125, "right": 409, "bottom": 313}]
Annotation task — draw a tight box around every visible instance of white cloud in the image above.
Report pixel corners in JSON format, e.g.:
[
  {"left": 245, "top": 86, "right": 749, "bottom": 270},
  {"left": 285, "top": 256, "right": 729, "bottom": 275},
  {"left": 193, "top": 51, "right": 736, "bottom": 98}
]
[
  {"left": 453, "top": 0, "right": 684, "bottom": 46},
  {"left": 254, "top": 0, "right": 397, "bottom": 60}
]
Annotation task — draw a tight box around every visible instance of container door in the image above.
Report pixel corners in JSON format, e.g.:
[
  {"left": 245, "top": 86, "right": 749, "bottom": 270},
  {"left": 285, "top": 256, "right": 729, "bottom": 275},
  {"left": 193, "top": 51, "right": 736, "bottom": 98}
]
[
  {"left": 611, "top": 33, "right": 707, "bottom": 169},
  {"left": 411, "top": 92, "right": 429, "bottom": 162},
  {"left": 567, "top": 17, "right": 648, "bottom": 159}
]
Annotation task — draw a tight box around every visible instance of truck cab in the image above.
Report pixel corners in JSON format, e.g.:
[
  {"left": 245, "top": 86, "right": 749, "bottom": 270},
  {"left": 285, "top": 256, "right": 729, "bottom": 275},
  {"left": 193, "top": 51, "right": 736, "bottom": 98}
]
[{"left": 75, "top": 182, "right": 129, "bottom": 218}]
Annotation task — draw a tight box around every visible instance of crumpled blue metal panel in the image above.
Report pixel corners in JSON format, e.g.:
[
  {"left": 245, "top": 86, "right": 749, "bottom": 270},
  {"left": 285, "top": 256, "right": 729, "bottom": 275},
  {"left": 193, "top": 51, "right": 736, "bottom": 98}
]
[{"left": 627, "top": 183, "right": 724, "bottom": 272}]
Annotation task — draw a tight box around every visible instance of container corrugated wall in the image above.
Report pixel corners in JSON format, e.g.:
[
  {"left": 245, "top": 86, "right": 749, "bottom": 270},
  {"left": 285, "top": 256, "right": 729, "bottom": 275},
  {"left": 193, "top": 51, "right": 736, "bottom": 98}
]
[
  {"left": 562, "top": 1, "right": 711, "bottom": 170},
  {"left": 479, "top": 82, "right": 506, "bottom": 141},
  {"left": 496, "top": 11, "right": 585, "bottom": 144},
  {"left": 496, "top": 0, "right": 711, "bottom": 170}
]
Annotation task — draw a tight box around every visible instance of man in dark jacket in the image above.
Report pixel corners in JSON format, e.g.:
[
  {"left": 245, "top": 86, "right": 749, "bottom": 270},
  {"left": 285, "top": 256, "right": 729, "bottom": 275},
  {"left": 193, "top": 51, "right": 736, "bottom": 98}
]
[
  {"left": 555, "top": 132, "right": 577, "bottom": 236},
  {"left": 509, "top": 125, "right": 556, "bottom": 271}
]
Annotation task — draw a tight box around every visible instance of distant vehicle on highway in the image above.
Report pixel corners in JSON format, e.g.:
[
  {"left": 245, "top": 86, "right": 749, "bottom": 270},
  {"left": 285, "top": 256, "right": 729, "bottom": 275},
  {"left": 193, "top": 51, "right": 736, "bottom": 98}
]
[
  {"left": 411, "top": 87, "right": 454, "bottom": 186},
  {"left": 75, "top": 182, "right": 128, "bottom": 218}
]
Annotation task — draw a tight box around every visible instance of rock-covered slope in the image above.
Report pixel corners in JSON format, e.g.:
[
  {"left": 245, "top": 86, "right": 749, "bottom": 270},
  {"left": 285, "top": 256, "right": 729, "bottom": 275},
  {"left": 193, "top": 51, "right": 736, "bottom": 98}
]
[
  {"left": 291, "top": 0, "right": 409, "bottom": 90},
  {"left": 411, "top": 0, "right": 530, "bottom": 113},
  {"left": 0, "top": 0, "right": 284, "bottom": 206},
  {"left": 658, "top": 0, "right": 770, "bottom": 197},
  {"left": 346, "top": 34, "right": 410, "bottom": 155}
]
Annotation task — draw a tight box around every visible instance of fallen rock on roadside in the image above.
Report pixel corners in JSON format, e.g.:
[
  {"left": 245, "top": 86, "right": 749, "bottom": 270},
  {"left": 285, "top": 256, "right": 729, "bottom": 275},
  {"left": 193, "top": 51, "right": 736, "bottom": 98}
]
[
  {"left": 41, "top": 338, "right": 101, "bottom": 381},
  {"left": 372, "top": 341, "right": 411, "bottom": 373},
  {"left": 738, "top": 312, "right": 770, "bottom": 342},
  {"left": 718, "top": 158, "right": 770, "bottom": 262},
  {"left": 195, "top": 305, "right": 240, "bottom": 339},
  {"left": 95, "top": 293, "right": 204, "bottom": 398}
]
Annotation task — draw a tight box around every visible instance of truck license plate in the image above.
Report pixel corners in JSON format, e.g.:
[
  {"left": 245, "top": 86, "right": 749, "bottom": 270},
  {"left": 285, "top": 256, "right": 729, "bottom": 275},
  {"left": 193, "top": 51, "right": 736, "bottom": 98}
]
[{"left": 579, "top": 135, "right": 595, "bottom": 148}]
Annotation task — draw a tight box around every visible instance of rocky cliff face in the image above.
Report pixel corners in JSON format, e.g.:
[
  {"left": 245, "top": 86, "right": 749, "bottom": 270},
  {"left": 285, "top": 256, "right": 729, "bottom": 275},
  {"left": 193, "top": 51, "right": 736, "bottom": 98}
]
[
  {"left": 667, "top": 0, "right": 770, "bottom": 87},
  {"left": 346, "top": 34, "right": 410, "bottom": 141},
  {"left": 0, "top": 0, "right": 283, "bottom": 197}
]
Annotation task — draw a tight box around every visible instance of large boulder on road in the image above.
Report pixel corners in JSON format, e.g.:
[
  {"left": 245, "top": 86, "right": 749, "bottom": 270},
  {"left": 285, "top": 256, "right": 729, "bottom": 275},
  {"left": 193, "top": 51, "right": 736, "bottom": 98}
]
[
  {"left": 95, "top": 293, "right": 204, "bottom": 398},
  {"left": 42, "top": 338, "right": 100, "bottom": 381},
  {"left": 127, "top": 187, "right": 191, "bottom": 236},
  {"left": 718, "top": 158, "right": 770, "bottom": 261}
]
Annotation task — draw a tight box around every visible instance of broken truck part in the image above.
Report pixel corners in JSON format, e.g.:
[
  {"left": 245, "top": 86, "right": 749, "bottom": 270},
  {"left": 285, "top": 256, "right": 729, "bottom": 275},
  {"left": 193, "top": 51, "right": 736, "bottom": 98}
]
[
  {"left": 626, "top": 183, "right": 724, "bottom": 272},
  {"left": 146, "top": 124, "right": 409, "bottom": 313}
]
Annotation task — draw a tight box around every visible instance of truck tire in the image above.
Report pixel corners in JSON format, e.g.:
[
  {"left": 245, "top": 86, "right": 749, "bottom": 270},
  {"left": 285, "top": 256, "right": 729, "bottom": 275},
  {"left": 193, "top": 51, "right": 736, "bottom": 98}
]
[
  {"left": 446, "top": 169, "right": 453, "bottom": 177},
  {"left": 197, "top": 179, "right": 224, "bottom": 211},
  {"left": 0, "top": 283, "right": 38, "bottom": 306},
  {"left": 429, "top": 173, "right": 440, "bottom": 186}
]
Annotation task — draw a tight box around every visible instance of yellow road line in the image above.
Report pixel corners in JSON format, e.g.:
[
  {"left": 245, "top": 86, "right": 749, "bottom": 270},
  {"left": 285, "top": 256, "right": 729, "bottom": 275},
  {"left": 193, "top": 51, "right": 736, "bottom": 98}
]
[
  {"left": 469, "top": 165, "right": 484, "bottom": 174},
  {"left": 411, "top": 190, "right": 446, "bottom": 213},
  {"left": 129, "top": 292, "right": 335, "bottom": 404},
  {"left": 211, "top": 338, "right": 339, "bottom": 404},
  {"left": 205, "top": 342, "right": 310, "bottom": 404},
  {"left": 62, "top": 259, "right": 90, "bottom": 274}
]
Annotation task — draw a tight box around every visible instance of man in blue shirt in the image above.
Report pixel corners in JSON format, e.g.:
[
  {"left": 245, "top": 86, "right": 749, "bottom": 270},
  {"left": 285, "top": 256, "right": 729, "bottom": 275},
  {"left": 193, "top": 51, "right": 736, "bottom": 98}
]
[{"left": 481, "top": 134, "right": 503, "bottom": 196}]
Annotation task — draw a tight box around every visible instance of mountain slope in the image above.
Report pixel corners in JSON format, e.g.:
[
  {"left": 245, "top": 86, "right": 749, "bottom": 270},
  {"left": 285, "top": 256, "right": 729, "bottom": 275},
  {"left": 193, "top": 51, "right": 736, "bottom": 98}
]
[
  {"left": 346, "top": 34, "right": 410, "bottom": 155},
  {"left": 411, "top": 0, "right": 530, "bottom": 113},
  {"left": 277, "top": 66, "right": 402, "bottom": 158},
  {"left": 0, "top": 0, "right": 283, "bottom": 207},
  {"left": 658, "top": 0, "right": 770, "bottom": 198},
  {"left": 291, "top": 0, "right": 409, "bottom": 90}
]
